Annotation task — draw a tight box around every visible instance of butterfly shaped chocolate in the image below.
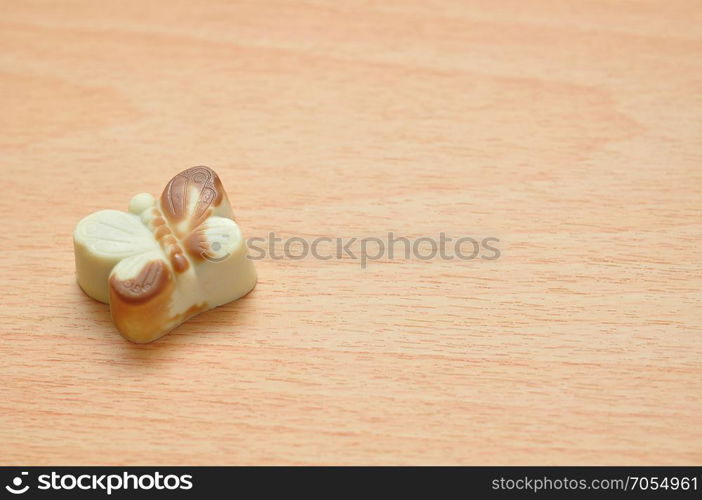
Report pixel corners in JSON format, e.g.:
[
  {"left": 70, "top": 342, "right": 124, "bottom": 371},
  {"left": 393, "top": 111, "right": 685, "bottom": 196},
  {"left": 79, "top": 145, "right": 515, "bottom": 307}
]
[{"left": 74, "top": 166, "right": 257, "bottom": 343}]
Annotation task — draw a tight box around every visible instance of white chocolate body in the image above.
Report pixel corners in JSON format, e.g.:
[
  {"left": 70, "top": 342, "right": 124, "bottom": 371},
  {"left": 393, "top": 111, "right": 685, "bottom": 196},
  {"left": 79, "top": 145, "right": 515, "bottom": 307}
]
[{"left": 73, "top": 167, "right": 256, "bottom": 343}]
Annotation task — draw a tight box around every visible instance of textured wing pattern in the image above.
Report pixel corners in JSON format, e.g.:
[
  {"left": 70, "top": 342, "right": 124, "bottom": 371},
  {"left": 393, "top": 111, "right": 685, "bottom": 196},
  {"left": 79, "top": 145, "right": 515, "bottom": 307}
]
[
  {"left": 160, "top": 166, "right": 226, "bottom": 230},
  {"left": 75, "top": 209, "right": 158, "bottom": 258},
  {"left": 108, "top": 250, "right": 176, "bottom": 343},
  {"left": 109, "top": 251, "right": 172, "bottom": 303}
]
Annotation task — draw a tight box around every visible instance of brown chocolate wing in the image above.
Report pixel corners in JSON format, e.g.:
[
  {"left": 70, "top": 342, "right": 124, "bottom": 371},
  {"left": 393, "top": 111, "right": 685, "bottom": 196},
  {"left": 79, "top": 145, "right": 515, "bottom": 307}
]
[
  {"left": 109, "top": 253, "right": 172, "bottom": 304},
  {"left": 108, "top": 251, "right": 178, "bottom": 343},
  {"left": 160, "top": 166, "right": 226, "bottom": 231}
]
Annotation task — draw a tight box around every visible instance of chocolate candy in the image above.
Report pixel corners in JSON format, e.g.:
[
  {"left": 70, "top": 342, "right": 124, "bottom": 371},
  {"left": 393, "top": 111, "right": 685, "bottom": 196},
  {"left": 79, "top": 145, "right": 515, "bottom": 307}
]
[{"left": 74, "top": 166, "right": 257, "bottom": 343}]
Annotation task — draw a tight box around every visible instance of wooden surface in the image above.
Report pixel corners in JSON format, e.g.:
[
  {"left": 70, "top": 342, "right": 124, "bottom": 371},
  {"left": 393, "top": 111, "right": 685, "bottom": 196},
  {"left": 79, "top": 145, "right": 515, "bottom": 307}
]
[{"left": 1, "top": 0, "right": 700, "bottom": 465}]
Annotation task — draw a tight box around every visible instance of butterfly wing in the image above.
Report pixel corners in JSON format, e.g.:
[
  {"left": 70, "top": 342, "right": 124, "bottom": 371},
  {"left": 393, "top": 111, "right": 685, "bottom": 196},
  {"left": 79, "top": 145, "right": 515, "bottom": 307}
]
[
  {"left": 108, "top": 249, "right": 178, "bottom": 343},
  {"left": 182, "top": 216, "right": 241, "bottom": 262},
  {"left": 75, "top": 209, "right": 158, "bottom": 256},
  {"left": 74, "top": 209, "right": 160, "bottom": 303},
  {"left": 160, "top": 166, "right": 233, "bottom": 235},
  {"left": 182, "top": 215, "right": 256, "bottom": 307}
]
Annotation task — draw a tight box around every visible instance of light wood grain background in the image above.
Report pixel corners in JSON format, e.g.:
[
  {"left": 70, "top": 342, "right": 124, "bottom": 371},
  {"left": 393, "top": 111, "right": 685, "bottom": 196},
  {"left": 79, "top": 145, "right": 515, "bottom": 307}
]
[{"left": 0, "top": 0, "right": 700, "bottom": 465}]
